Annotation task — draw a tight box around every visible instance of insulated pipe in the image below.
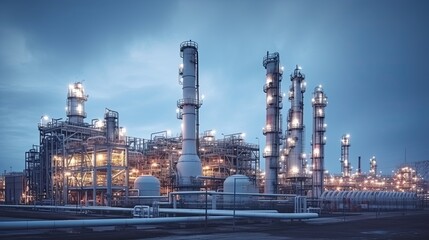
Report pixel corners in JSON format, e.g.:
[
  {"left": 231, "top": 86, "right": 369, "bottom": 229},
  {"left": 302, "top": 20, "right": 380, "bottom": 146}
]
[
  {"left": 0, "top": 216, "right": 232, "bottom": 230},
  {"left": 176, "top": 40, "right": 202, "bottom": 190},
  {"left": 158, "top": 208, "right": 318, "bottom": 219},
  {"left": 262, "top": 52, "right": 283, "bottom": 194}
]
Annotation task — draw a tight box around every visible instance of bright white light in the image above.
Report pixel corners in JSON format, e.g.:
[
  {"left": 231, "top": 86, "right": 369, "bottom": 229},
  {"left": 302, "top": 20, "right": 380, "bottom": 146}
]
[
  {"left": 76, "top": 104, "right": 82, "bottom": 113},
  {"left": 292, "top": 118, "right": 299, "bottom": 127},
  {"left": 167, "top": 129, "right": 172, "bottom": 136},
  {"left": 95, "top": 119, "right": 104, "bottom": 128},
  {"left": 313, "top": 148, "right": 320, "bottom": 157},
  {"left": 291, "top": 166, "right": 299, "bottom": 174}
]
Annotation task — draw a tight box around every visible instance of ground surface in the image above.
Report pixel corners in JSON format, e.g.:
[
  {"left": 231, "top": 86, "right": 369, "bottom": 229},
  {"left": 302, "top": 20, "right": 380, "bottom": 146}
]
[{"left": 1, "top": 209, "right": 428, "bottom": 239}]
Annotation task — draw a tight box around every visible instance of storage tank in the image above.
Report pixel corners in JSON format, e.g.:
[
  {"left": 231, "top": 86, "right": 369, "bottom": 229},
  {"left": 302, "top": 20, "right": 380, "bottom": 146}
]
[
  {"left": 134, "top": 175, "right": 160, "bottom": 196},
  {"left": 223, "top": 175, "right": 257, "bottom": 204}
]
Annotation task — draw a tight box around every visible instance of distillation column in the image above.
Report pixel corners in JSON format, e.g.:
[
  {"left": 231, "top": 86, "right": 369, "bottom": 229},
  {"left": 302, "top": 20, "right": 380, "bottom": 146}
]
[
  {"left": 369, "top": 156, "right": 377, "bottom": 176},
  {"left": 176, "top": 40, "right": 202, "bottom": 190},
  {"left": 66, "top": 82, "right": 88, "bottom": 124},
  {"left": 311, "top": 85, "right": 327, "bottom": 198},
  {"left": 262, "top": 52, "right": 283, "bottom": 194},
  {"left": 284, "top": 66, "right": 307, "bottom": 179},
  {"left": 340, "top": 134, "right": 351, "bottom": 177},
  {"left": 104, "top": 108, "right": 119, "bottom": 206}
]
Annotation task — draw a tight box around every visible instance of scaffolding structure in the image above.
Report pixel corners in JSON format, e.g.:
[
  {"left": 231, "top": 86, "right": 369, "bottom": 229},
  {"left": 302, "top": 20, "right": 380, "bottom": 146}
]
[
  {"left": 128, "top": 130, "right": 260, "bottom": 194},
  {"left": 200, "top": 131, "right": 260, "bottom": 191},
  {"left": 25, "top": 113, "right": 260, "bottom": 206},
  {"left": 25, "top": 110, "right": 129, "bottom": 206}
]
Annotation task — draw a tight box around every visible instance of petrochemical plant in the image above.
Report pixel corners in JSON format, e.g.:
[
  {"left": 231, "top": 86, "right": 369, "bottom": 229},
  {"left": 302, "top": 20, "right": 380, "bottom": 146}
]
[{"left": 1, "top": 40, "right": 427, "bottom": 214}]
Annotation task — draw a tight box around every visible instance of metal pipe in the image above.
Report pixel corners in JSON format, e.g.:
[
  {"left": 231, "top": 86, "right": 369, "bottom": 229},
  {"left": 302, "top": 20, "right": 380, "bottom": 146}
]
[
  {"left": 158, "top": 208, "right": 318, "bottom": 219},
  {"left": 0, "top": 216, "right": 232, "bottom": 230}
]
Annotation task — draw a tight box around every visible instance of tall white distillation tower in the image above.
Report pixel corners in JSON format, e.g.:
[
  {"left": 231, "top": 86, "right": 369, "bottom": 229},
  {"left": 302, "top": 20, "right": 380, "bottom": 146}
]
[
  {"left": 311, "top": 85, "right": 327, "bottom": 198},
  {"left": 340, "top": 134, "right": 351, "bottom": 177},
  {"left": 176, "top": 40, "right": 202, "bottom": 190},
  {"left": 66, "top": 82, "right": 88, "bottom": 124},
  {"left": 262, "top": 52, "right": 283, "bottom": 194},
  {"left": 284, "top": 65, "right": 307, "bottom": 194}
]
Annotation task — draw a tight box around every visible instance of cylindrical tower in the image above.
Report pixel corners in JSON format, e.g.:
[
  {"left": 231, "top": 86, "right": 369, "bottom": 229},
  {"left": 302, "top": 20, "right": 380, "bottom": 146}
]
[
  {"left": 369, "top": 156, "right": 377, "bottom": 176},
  {"left": 262, "top": 52, "right": 283, "bottom": 194},
  {"left": 105, "top": 108, "right": 119, "bottom": 143},
  {"left": 311, "top": 85, "right": 327, "bottom": 198},
  {"left": 358, "top": 156, "right": 362, "bottom": 175},
  {"left": 176, "top": 40, "right": 202, "bottom": 190},
  {"left": 340, "top": 134, "right": 351, "bottom": 177},
  {"left": 284, "top": 66, "right": 306, "bottom": 178},
  {"left": 66, "top": 82, "right": 88, "bottom": 124}
]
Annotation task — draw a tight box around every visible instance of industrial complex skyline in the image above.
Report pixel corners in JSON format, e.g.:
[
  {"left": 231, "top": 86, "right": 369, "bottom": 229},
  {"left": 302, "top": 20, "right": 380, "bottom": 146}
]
[{"left": 1, "top": 0, "right": 428, "bottom": 175}]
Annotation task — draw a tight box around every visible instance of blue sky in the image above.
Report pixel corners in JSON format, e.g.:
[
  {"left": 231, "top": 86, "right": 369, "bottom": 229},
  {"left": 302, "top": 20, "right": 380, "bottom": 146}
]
[{"left": 0, "top": 0, "right": 428, "bottom": 176}]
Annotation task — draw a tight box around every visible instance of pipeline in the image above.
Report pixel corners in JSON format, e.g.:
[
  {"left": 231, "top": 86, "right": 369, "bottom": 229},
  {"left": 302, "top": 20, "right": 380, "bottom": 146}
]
[
  {"left": 159, "top": 208, "right": 318, "bottom": 219},
  {"left": 0, "top": 216, "right": 232, "bottom": 230}
]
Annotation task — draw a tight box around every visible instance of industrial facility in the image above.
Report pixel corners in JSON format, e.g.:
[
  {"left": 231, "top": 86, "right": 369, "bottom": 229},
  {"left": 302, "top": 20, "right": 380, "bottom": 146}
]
[{"left": 0, "top": 40, "right": 426, "bottom": 213}]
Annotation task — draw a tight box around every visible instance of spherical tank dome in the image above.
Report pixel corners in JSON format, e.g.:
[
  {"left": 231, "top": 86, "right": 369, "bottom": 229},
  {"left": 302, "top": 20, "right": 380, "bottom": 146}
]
[
  {"left": 223, "top": 174, "right": 255, "bottom": 193},
  {"left": 134, "top": 175, "right": 160, "bottom": 196}
]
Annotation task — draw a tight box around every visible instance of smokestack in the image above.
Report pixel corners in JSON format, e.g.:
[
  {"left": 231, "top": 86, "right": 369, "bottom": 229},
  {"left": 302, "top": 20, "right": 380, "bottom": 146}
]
[
  {"left": 262, "top": 52, "right": 283, "bottom": 194},
  {"left": 176, "top": 40, "right": 202, "bottom": 190},
  {"left": 358, "top": 156, "right": 361, "bottom": 174}
]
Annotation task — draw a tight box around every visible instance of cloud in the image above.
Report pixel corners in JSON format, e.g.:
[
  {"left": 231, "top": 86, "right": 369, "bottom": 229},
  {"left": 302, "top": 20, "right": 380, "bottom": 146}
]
[
  {"left": 0, "top": 28, "right": 33, "bottom": 67},
  {"left": 82, "top": 39, "right": 179, "bottom": 100}
]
